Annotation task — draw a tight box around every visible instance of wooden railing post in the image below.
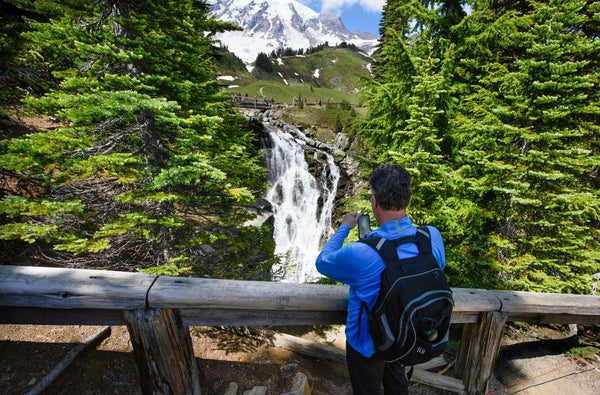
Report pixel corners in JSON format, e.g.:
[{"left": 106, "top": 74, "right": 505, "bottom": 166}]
[
  {"left": 455, "top": 311, "right": 508, "bottom": 394},
  {"left": 123, "top": 308, "right": 201, "bottom": 395}
]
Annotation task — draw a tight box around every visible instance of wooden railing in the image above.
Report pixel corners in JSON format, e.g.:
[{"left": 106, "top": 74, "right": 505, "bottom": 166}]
[{"left": 1, "top": 265, "right": 599, "bottom": 394}]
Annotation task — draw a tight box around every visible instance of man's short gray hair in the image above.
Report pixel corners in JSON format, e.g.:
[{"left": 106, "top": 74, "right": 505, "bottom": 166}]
[{"left": 369, "top": 164, "right": 411, "bottom": 210}]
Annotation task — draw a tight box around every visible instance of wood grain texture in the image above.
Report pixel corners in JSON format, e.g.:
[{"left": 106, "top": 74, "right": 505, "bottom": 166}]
[
  {"left": 2, "top": 266, "right": 600, "bottom": 327},
  {"left": 148, "top": 276, "right": 349, "bottom": 311},
  {"left": 177, "top": 308, "right": 347, "bottom": 326},
  {"left": 0, "top": 265, "right": 155, "bottom": 310},
  {"left": 123, "top": 309, "right": 201, "bottom": 395},
  {"left": 493, "top": 289, "right": 600, "bottom": 319},
  {"left": 0, "top": 307, "right": 125, "bottom": 325},
  {"left": 455, "top": 311, "right": 508, "bottom": 395}
]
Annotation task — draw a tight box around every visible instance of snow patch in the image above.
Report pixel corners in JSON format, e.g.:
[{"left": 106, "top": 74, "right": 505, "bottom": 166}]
[
  {"left": 312, "top": 68, "right": 320, "bottom": 78},
  {"left": 217, "top": 75, "right": 236, "bottom": 81}
]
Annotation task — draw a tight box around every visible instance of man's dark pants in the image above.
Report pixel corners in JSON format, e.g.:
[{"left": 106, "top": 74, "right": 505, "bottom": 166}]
[{"left": 346, "top": 342, "right": 409, "bottom": 395}]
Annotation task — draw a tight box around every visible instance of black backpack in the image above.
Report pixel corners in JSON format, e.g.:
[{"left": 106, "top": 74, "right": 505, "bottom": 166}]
[{"left": 359, "top": 226, "right": 453, "bottom": 365}]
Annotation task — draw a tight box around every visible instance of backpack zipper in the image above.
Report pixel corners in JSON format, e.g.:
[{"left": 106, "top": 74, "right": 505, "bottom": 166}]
[{"left": 396, "top": 293, "right": 454, "bottom": 347}]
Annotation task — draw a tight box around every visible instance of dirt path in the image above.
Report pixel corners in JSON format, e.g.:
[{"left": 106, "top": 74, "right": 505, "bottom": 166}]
[
  {"left": 489, "top": 325, "right": 600, "bottom": 395},
  {"left": 1, "top": 324, "right": 599, "bottom": 394}
]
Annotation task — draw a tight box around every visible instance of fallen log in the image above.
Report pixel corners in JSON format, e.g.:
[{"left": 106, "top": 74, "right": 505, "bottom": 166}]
[
  {"left": 255, "top": 329, "right": 462, "bottom": 393},
  {"left": 268, "top": 330, "right": 346, "bottom": 363},
  {"left": 24, "top": 326, "right": 111, "bottom": 395},
  {"left": 411, "top": 369, "right": 465, "bottom": 393}
]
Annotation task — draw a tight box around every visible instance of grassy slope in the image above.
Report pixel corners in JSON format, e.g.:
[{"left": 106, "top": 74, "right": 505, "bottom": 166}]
[{"left": 216, "top": 47, "right": 374, "bottom": 107}]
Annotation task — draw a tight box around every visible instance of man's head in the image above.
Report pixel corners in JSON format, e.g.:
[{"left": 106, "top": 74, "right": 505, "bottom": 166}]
[{"left": 369, "top": 164, "right": 411, "bottom": 211}]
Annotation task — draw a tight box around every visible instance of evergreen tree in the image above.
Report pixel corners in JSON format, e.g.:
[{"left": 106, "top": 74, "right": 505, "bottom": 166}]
[
  {"left": 374, "top": 0, "right": 466, "bottom": 78},
  {"left": 335, "top": 114, "right": 343, "bottom": 133},
  {"left": 362, "top": 0, "right": 457, "bottom": 215},
  {"left": 0, "top": 0, "right": 273, "bottom": 278},
  {"left": 359, "top": 29, "right": 415, "bottom": 155},
  {"left": 254, "top": 52, "right": 274, "bottom": 73},
  {"left": 387, "top": 43, "right": 451, "bottom": 225},
  {"left": 450, "top": 0, "right": 600, "bottom": 292},
  {"left": 362, "top": 0, "right": 600, "bottom": 293},
  {"left": 0, "top": 0, "right": 51, "bottom": 100}
]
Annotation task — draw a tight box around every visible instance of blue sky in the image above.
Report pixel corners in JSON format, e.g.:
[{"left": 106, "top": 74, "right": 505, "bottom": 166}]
[{"left": 300, "top": 0, "right": 384, "bottom": 36}]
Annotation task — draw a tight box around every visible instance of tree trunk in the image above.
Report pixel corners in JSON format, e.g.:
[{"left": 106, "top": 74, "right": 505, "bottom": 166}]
[
  {"left": 123, "top": 308, "right": 201, "bottom": 395},
  {"left": 455, "top": 311, "right": 508, "bottom": 394}
]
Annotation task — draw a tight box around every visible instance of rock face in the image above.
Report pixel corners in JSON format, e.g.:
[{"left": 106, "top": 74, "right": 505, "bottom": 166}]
[{"left": 243, "top": 197, "right": 274, "bottom": 228}]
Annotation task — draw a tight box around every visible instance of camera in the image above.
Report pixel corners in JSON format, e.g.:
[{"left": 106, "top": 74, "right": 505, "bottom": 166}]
[{"left": 358, "top": 214, "right": 370, "bottom": 239}]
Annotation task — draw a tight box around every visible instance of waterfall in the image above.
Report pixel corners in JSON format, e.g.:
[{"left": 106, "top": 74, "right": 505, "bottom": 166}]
[{"left": 263, "top": 124, "right": 340, "bottom": 283}]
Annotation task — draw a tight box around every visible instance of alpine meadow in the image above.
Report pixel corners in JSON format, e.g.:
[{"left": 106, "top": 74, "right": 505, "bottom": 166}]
[{"left": 1, "top": 0, "right": 599, "bottom": 294}]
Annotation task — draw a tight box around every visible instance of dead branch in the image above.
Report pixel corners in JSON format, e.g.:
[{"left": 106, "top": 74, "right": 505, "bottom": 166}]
[{"left": 24, "top": 326, "right": 111, "bottom": 395}]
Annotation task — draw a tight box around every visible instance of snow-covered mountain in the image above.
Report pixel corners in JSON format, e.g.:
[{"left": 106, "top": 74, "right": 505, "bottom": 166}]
[{"left": 209, "top": 0, "right": 379, "bottom": 64}]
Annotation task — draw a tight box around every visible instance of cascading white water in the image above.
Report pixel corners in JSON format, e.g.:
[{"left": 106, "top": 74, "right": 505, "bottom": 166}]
[{"left": 263, "top": 124, "right": 340, "bottom": 283}]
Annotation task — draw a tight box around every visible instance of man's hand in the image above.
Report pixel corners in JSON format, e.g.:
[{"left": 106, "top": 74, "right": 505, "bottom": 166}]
[{"left": 341, "top": 212, "right": 361, "bottom": 229}]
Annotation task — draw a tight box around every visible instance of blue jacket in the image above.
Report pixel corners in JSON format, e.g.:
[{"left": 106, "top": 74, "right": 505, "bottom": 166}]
[{"left": 315, "top": 215, "right": 445, "bottom": 357}]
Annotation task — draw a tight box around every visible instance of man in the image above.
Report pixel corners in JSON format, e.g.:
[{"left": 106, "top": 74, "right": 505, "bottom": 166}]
[{"left": 316, "top": 164, "right": 445, "bottom": 394}]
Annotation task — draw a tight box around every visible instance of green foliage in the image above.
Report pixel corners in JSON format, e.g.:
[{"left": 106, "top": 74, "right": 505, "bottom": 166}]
[
  {"left": 0, "top": 0, "right": 272, "bottom": 275},
  {"left": 361, "top": 0, "right": 600, "bottom": 293},
  {"left": 139, "top": 260, "right": 192, "bottom": 277},
  {"left": 335, "top": 114, "right": 343, "bottom": 133},
  {"left": 212, "top": 46, "right": 246, "bottom": 73},
  {"left": 186, "top": 224, "right": 279, "bottom": 281},
  {"left": 448, "top": 0, "right": 600, "bottom": 292},
  {"left": 448, "top": 340, "right": 461, "bottom": 352},
  {"left": 567, "top": 346, "right": 600, "bottom": 360},
  {"left": 339, "top": 99, "right": 352, "bottom": 111},
  {"left": 238, "top": 47, "right": 373, "bottom": 93},
  {"left": 254, "top": 52, "right": 275, "bottom": 73},
  {"left": 0, "top": 0, "right": 53, "bottom": 100}
]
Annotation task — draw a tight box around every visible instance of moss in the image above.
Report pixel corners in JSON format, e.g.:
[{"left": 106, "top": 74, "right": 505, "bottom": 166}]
[{"left": 567, "top": 346, "right": 600, "bottom": 360}]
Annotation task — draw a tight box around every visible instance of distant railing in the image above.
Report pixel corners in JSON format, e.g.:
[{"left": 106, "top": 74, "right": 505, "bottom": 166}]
[
  {"left": 231, "top": 100, "right": 274, "bottom": 110},
  {"left": 1, "top": 265, "right": 599, "bottom": 394}
]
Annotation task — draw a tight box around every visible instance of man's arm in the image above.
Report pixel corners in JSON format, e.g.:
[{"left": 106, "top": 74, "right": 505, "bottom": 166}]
[{"left": 316, "top": 212, "right": 365, "bottom": 285}]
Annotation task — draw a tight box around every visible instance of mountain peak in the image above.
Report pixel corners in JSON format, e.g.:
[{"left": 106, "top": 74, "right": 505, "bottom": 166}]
[{"left": 209, "top": 0, "right": 378, "bottom": 63}]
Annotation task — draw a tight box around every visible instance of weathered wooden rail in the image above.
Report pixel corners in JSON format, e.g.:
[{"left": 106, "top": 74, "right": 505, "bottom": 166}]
[
  {"left": 1, "top": 265, "right": 599, "bottom": 394},
  {"left": 231, "top": 100, "right": 274, "bottom": 110}
]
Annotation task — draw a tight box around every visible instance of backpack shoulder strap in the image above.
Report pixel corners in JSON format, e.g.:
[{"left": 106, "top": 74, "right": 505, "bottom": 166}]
[
  {"left": 414, "top": 226, "right": 433, "bottom": 256},
  {"left": 360, "top": 226, "right": 433, "bottom": 263},
  {"left": 358, "top": 237, "right": 398, "bottom": 264}
]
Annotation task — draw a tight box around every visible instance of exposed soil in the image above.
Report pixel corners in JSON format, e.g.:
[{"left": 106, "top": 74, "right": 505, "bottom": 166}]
[
  {"left": 491, "top": 325, "right": 600, "bottom": 394},
  {"left": 1, "top": 323, "right": 599, "bottom": 395}
]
